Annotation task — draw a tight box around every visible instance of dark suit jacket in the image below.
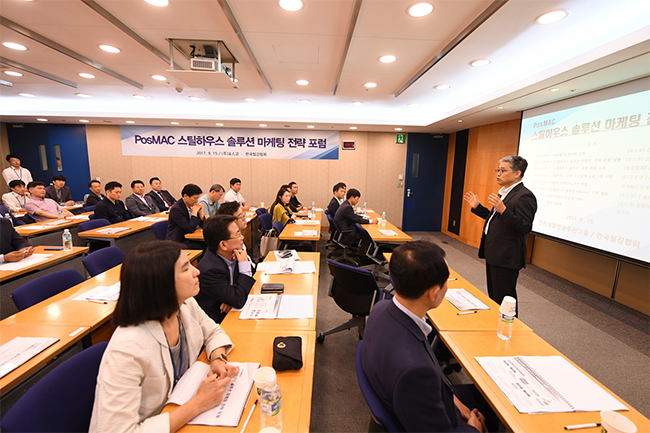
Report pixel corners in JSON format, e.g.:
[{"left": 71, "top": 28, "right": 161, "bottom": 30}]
[
  {"left": 165, "top": 200, "right": 203, "bottom": 244},
  {"left": 0, "top": 204, "right": 25, "bottom": 226},
  {"left": 146, "top": 190, "right": 176, "bottom": 211},
  {"left": 85, "top": 193, "right": 104, "bottom": 207},
  {"left": 362, "top": 300, "right": 477, "bottom": 432},
  {"left": 94, "top": 198, "right": 132, "bottom": 224},
  {"left": 327, "top": 197, "right": 341, "bottom": 217},
  {"left": 45, "top": 185, "right": 73, "bottom": 204},
  {"left": 334, "top": 200, "right": 369, "bottom": 244},
  {"left": 195, "top": 249, "right": 255, "bottom": 323},
  {"left": 289, "top": 195, "right": 302, "bottom": 212},
  {"left": 125, "top": 194, "right": 159, "bottom": 217},
  {"left": 0, "top": 217, "right": 31, "bottom": 256},
  {"left": 471, "top": 183, "right": 537, "bottom": 270}
]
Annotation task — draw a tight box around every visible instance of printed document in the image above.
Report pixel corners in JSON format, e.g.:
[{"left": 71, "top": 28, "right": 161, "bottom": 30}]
[
  {"left": 273, "top": 250, "right": 300, "bottom": 261},
  {"left": 98, "top": 227, "right": 131, "bottom": 234},
  {"left": 131, "top": 216, "right": 166, "bottom": 222},
  {"left": 476, "top": 356, "right": 628, "bottom": 413},
  {"left": 0, "top": 254, "right": 52, "bottom": 271},
  {"left": 73, "top": 282, "right": 121, "bottom": 302},
  {"left": 293, "top": 229, "right": 318, "bottom": 237},
  {"left": 66, "top": 215, "right": 90, "bottom": 220},
  {"left": 445, "top": 289, "right": 490, "bottom": 311},
  {"left": 378, "top": 229, "right": 398, "bottom": 236},
  {"left": 239, "top": 294, "right": 314, "bottom": 319},
  {"left": 294, "top": 220, "right": 320, "bottom": 225},
  {"left": 0, "top": 337, "right": 60, "bottom": 378},
  {"left": 257, "top": 259, "right": 316, "bottom": 274},
  {"left": 167, "top": 361, "right": 259, "bottom": 427}
]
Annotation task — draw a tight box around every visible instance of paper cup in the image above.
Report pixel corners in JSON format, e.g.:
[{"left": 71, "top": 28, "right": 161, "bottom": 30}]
[
  {"left": 260, "top": 202, "right": 265, "bottom": 208},
  {"left": 253, "top": 366, "right": 275, "bottom": 397},
  {"left": 499, "top": 296, "right": 517, "bottom": 316},
  {"left": 601, "top": 411, "right": 637, "bottom": 433}
]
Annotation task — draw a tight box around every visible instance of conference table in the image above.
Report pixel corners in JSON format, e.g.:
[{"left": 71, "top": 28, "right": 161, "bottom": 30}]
[
  {"left": 15, "top": 213, "right": 93, "bottom": 247},
  {"left": 278, "top": 210, "right": 322, "bottom": 252},
  {"left": 363, "top": 209, "right": 412, "bottom": 242},
  {"left": 77, "top": 212, "right": 168, "bottom": 252},
  {"left": 185, "top": 210, "right": 258, "bottom": 250}
]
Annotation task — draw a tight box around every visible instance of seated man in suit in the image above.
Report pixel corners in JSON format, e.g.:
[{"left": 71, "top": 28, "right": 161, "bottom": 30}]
[
  {"left": 85, "top": 179, "right": 104, "bottom": 207},
  {"left": 45, "top": 174, "right": 75, "bottom": 206},
  {"left": 145, "top": 177, "right": 176, "bottom": 211},
  {"left": 195, "top": 215, "right": 255, "bottom": 323},
  {"left": 334, "top": 188, "right": 374, "bottom": 245},
  {"left": 0, "top": 204, "right": 25, "bottom": 226},
  {"left": 326, "top": 182, "right": 346, "bottom": 216},
  {"left": 125, "top": 180, "right": 159, "bottom": 217},
  {"left": 94, "top": 181, "right": 132, "bottom": 224},
  {"left": 165, "top": 183, "right": 205, "bottom": 249},
  {"left": 0, "top": 217, "right": 33, "bottom": 263},
  {"left": 218, "top": 200, "right": 255, "bottom": 268},
  {"left": 362, "top": 240, "right": 494, "bottom": 432},
  {"left": 25, "top": 181, "right": 74, "bottom": 222}
]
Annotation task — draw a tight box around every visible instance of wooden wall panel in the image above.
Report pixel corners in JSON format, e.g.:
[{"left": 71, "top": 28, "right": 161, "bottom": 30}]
[{"left": 614, "top": 262, "right": 650, "bottom": 315}]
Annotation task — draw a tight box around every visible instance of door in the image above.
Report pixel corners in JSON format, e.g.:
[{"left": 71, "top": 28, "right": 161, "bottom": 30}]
[{"left": 402, "top": 133, "right": 449, "bottom": 231}]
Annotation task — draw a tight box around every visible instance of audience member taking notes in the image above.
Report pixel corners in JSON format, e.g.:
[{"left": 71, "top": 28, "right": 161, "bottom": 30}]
[
  {"left": 0, "top": 218, "right": 33, "bottom": 263},
  {"left": 90, "top": 241, "right": 238, "bottom": 433},
  {"left": 94, "top": 181, "right": 132, "bottom": 224},
  {"left": 25, "top": 181, "right": 74, "bottom": 222}
]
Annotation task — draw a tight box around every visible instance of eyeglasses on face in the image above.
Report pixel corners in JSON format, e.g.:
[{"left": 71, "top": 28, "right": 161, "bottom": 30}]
[{"left": 494, "top": 168, "right": 511, "bottom": 174}]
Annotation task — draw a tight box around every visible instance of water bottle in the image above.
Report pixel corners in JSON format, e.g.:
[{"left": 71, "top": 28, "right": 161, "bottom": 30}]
[
  {"left": 362, "top": 202, "right": 367, "bottom": 215},
  {"left": 62, "top": 229, "right": 73, "bottom": 251},
  {"left": 58, "top": 209, "right": 64, "bottom": 219},
  {"left": 381, "top": 212, "right": 386, "bottom": 227},
  {"left": 497, "top": 296, "right": 516, "bottom": 340},
  {"left": 5, "top": 213, "right": 13, "bottom": 227},
  {"left": 260, "top": 372, "right": 282, "bottom": 431}
]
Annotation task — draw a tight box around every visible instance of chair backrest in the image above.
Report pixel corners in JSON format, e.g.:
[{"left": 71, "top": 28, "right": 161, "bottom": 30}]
[
  {"left": 356, "top": 223, "right": 379, "bottom": 257},
  {"left": 259, "top": 212, "right": 273, "bottom": 231},
  {"left": 21, "top": 213, "right": 36, "bottom": 225},
  {"left": 1, "top": 342, "right": 108, "bottom": 433},
  {"left": 79, "top": 218, "right": 110, "bottom": 231},
  {"left": 327, "top": 260, "right": 379, "bottom": 316},
  {"left": 255, "top": 207, "right": 268, "bottom": 216},
  {"left": 12, "top": 269, "right": 85, "bottom": 311},
  {"left": 272, "top": 220, "right": 285, "bottom": 235},
  {"left": 82, "top": 246, "right": 126, "bottom": 277},
  {"left": 151, "top": 220, "right": 168, "bottom": 240},
  {"left": 356, "top": 340, "right": 400, "bottom": 433},
  {"left": 84, "top": 205, "right": 96, "bottom": 212},
  {"left": 327, "top": 213, "right": 340, "bottom": 233}
]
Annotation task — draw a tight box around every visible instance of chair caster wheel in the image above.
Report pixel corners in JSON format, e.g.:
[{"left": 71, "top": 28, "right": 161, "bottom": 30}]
[{"left": 317, "top": 333, "right": 325, "bottom": 343}]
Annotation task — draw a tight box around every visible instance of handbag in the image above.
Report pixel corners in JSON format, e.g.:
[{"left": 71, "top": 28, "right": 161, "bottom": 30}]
[
  {"left": 260, "top": 230, "right": 279, "bottom": 258},
  {"left": 272, "top": 336, "right": 303, "bottom": 371}
]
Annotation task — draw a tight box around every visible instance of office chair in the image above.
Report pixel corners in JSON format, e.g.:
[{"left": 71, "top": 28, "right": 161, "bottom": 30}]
[
  {"left": 255, "top": 207, "right": 268, "bottom": 216},
  {"left": 79, "top": 218, "right": 111, "bottom": 251},
  {"left": 272, "top": 220, "right": 285, "bottom": 235},
  {"left": 356, "top": 340, "right": 400, "bottom": 433},
  {"left": 1, "top": 342, "right": 108, "bottom": 433},
  {"left": 84, "top": 205, "right": 96, "bottom": 212},
  {"left": 11, "top": 269, "right": 85, "bottom": 311},
  {"left": 259, "top": 212, "right": 273, "bottom": 232},
  {"left": 355, "top": 223, "right": 393, "bottom": 280},
  {"left": 317, "top": 260, "right": 381, "bottom": 343},
  {"left": 82, "top": 246, "right": 126, "bottom": 277},
  {"left": 151, "top": 220, "right": 168, "bottom": 240},
  {"left": 325, "top": 213, "right": 357, "bottom": 265}
]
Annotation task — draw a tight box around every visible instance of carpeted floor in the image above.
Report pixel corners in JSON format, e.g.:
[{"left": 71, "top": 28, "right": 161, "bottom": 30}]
[{"left": 309, "top": 232, "right": 650, "bottom": 432}]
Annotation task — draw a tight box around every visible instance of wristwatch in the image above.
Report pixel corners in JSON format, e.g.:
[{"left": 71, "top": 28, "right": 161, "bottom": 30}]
[{"left": 212, "top": 353, "right": 228, "bottom": 364}]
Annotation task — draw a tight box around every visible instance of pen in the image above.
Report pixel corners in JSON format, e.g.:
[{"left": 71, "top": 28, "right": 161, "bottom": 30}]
[
  {"left": 239, "top": 401, "right": 257, "bottom": 433},
  {"left": 448, "top": 278, "right": 457, "bottom": 281},
  {"left": 564, "top": 423, "right": 600, "bottom": 430},
  {"left": 88, "top": 300, "right": 108, "bottom": 304},
  {"left": 457, "top": 311, "right": 477, "bottom": 315}
]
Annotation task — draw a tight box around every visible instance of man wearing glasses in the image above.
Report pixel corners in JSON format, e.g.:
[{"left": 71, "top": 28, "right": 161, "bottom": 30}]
[
  {"left": 463, "top": 156, "right": 537, "bottom": 312},
  {"left": 195, "top": 215, "right": 255, "bottom": 323}
]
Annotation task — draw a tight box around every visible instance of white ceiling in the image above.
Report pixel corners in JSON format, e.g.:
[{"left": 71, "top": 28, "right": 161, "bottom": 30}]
[{"left": 1, "top": 0, "right": 649, "bottom": 133}]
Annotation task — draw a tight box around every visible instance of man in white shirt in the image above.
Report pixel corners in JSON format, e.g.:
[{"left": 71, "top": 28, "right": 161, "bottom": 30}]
[
  {"left": 222, "top": 177, "right": 249, "bottom": 210},
  {"left": 2, "top": 180, "right": 30, "bottom": 212},
  {"left": 199, "top": 184, "right": 225, "bottom": 218},
  {"left": 125, "top": 180, "right": 160, "bottom": 216},
  {"left": 2, "top": 154, "right": 33, "bottom": 186}
]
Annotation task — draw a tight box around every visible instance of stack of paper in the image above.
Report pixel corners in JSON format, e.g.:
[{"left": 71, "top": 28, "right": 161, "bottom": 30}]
[
  {"left": 293, "top": 229, "right": 318, "bottom": 237},
  {"left": 294, "top": 220, "right": 319, "bottom": 225},
  {"left": 66, "top": 215, "right": 90, "bottom": 220},
  {"left": 19, "top": 225, "right": 47, "bottom": 230},
  {"left": 239, "top": 294, "right": 314, "bottom": 319},
  {"left": 0, "top": 337, "right": 60, "bottom": 378},
  {"left": 74, "top": 282, "right": 121, "bottom": 302},
  {"left": 378, "top": 229, "right": 398, "bottom": 236},
  {"left": 44, "top": 220, "right": 69, "bottom": 226},
  {"left": 0, "top": 254, "right": 52, "bottom": 271},
  {"left": 445, "top": 289, "right": 490, "bottom": 311},
  {"left": 98, "top": 227, "right": 131, "bottom": 234},
  {"left": 256, "top": 260, "right": 316, "bottom": 274},
  {"left": 131, "top": 216, "right": 166, "bottom": 222}
]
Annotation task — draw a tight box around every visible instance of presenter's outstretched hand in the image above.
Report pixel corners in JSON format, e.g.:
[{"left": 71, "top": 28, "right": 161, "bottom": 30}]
[
  {"left": 463, "top": 192, "right": 480, "bottom": 209},
  {"left": 487, "top": 193, "right": 506, "bottom": 214}
]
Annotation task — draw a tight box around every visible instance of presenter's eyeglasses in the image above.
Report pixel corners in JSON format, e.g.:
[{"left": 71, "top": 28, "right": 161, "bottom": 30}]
[{"left": 494, "top": 168, "right": 511, "bottom": 174}]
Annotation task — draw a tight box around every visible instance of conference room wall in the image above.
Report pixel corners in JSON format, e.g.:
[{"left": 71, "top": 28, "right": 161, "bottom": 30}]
[
  {"left": 0, "top": 123, "right": 10, "bottom": 195},
  {"left": 84, "top": 126, "right": 407, "bottom": 225}
]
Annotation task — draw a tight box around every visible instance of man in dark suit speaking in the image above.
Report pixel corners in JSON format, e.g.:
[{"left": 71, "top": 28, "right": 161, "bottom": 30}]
[{"left": 464, "top": 155, "right": 537, "bottom": 310}]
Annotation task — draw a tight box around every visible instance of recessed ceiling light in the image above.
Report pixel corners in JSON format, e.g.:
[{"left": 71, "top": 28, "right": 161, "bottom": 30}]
[
  {"left": 188, "top": 96, "right": 201, "bottom": 101},
  {"left": 244, "top": 97, "right": 256, "bottom": 102},
  {"left": 364, "top": 82, "right": 377, "bottom": 88},
  {"left": 170, "top": 121, "right": 180, "bottom": 125},
  {"left": 76, "top": 93, "right": 91, "bottom": 98},
  {"left": 99, "top": 44, "right": 120, "bottom": 53},
  {"left": 349, "top": 126, "right": 357, "bottom": 130},
  {"left": 78, "top": 73, "right": 95, "bottom": 79},
  {"left": 79, "top": 119, "right": 90, "bottom": 123},
  {"left": 4, "top": 71, "right": 23, "bottom": 77},
  {"left": 352, "top": 101, "right": 364, "bottom": 105},
  {"left": 37, "top": 118, "right": 48, "bottom": 122},
  {"left": 394, "top": 128, "right": 403, "bottom": 131},
  {"left": 434, "top": 84, "right": 450, "bottom": 90},
  {"left": 133, "top": 94, "right": 147, "bottom": 99},
  {"left": 458, "top": 120, "right": 463, "bottom": 123},
  {"left": 18, "top": 92, "right": 35, "bottom": 97},
  {"left": 379, "top": 55, "right": 397, "bottom": 63},
  {"left": 215, "top": 123, "right": 224, "bottom": 126},
  {"left": 151, "top": 75, "right": 166, "bottom": 81},
  {"left": 145, "top": 0, "right": 168, "bottom": 6},
  {"left": 299, "top": 99, "right": 311, "bottom": 104},
  {"left": 125, "top": 120, "right": 136, "bottom": 124},
  {"left": 550, "top": 88, "right": 560, "bottom": 92},
  {"left": 408, "top": 2, "right": 434, "bottom": 17},
  {"left": 536, "top": 10, "right": 568, "bottom": 25},
  {"left": 496, "top": 106, "right": 504, "bottom": 109},
  {"left": 259, "top": 124, "right": 267, "bottom": 127},
  {"left": 279, "top": 0, "right": 303, "bottom": 11},
  {"left": 307, "top": 125, "right": 315, "bottom": 128},
  {"left": 407, "top": 103, "right": 418, "bottom": 107},
  {"left": 470, "top": 59, "right": 491, "bottom": 67},
  {"left": 3, "top": 42, "right": 27, "bottom": 51},
  {"left": 296, "top": 79, "right": 309, "bottom": 85}
]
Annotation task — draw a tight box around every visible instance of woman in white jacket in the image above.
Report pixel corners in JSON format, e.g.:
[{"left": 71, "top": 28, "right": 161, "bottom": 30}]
[{"left": 90, "top": 241, "right": 239, "bottom": 433}]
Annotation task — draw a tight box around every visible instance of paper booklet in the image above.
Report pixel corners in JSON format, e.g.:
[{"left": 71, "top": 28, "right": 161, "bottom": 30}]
[
  {"left": 0, "top": 254, "right": 52, "bottom": 271},
  {"left": 444, "top": 289, "right": 490, "bottom": 311},
  {"left": 377, "top": 229, "right": 398, "bottom": 236},
  {"left": 166, "top": 361, "right": 260, "bottom": 427},
  {"left": 239, "top": 294, "right": 314, "bottom": 319},
  {"left": 476, "top": 356, "right": 627, "bottom": 414},
  {"left": 0, "top": 337, "right": 60, "bottom": 378},
  {"left": 256, "top": 259, "right": 316, "bottom": 275},
  {"left": 98, "top": 227, "right": 131, "bottom": 234},
  {"left": 73, "top": 282, "right": 121, "bottom": 302}
]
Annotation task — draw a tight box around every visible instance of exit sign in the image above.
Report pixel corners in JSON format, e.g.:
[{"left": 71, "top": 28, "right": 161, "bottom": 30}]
[{"left": 396, "top": 133, "right": 406, "bottom": 144}]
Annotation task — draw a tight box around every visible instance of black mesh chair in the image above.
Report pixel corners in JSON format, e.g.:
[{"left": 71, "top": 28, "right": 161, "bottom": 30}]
[
  {"left": 326, "top": 213, "right": 358, "bottom": 265},
  {"left": 317, "top": 260, "right": 381, "bottom": 343}
]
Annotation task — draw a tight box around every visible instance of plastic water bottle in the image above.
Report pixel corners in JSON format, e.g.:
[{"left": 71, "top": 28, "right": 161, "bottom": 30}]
[
  {"left": 497, "top": 296, "right": 516, "bottom": 340},
  {"left": 57, "top": 209, "right": 64, "bottom": 219},
  {"left": 5, "top": 213, "right": 13, "bottom": 227},
  {"left": 381, "top": 212, "right": 386, "bottom": 227},
  {"left": 260, "top": 372, "right": 282, "bottom": 431},
  {"left": 62, "top": 229, "right": 73, "bottom": 251},
  {"left": 362, "top": 202, "right": 367, "bottom": 215}
]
